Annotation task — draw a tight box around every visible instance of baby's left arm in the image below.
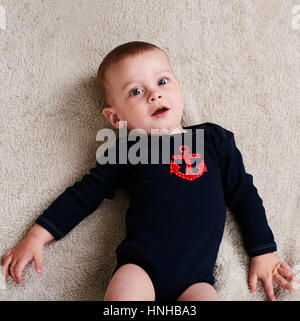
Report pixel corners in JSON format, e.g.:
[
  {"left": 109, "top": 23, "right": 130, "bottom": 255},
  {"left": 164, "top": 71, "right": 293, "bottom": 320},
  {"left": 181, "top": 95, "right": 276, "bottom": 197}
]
[
  {"left": 249, "top": 252, "right": 297, "bottom": 301},
  {"left": 217, "top": 128, "right": 277, "bottom": 257},
  {"left": 215, "top": 125, "right": 296, "bottom": 300}
]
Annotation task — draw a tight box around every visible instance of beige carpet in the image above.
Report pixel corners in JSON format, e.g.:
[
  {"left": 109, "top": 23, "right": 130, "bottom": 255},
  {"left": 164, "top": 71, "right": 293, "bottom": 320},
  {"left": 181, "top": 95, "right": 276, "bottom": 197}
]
[{"left": 0, "top": 0, "right": 299, "bottom": 301}]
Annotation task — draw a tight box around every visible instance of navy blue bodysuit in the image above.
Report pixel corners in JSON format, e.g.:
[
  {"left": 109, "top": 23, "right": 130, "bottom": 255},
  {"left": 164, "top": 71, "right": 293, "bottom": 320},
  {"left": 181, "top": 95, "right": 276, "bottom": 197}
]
[{"left": 35, "top": 122, "right": 277, "bottom": 301}]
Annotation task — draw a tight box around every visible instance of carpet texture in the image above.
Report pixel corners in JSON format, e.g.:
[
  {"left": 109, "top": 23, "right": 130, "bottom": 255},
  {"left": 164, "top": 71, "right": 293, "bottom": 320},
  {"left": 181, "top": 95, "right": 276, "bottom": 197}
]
[{"left": 0, "top": 0, "right": 299, "bottom": 301}]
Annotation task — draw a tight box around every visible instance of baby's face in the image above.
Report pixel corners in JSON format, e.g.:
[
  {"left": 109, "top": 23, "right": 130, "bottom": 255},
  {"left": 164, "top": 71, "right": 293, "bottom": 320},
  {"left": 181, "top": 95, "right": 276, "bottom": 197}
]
[{"left": 102, "top": 49, "right": 185, "bottom": 135}]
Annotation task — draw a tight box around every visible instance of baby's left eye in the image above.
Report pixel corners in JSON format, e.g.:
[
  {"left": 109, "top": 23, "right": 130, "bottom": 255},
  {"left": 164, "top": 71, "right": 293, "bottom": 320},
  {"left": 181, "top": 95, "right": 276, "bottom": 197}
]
[{"left": 158, "top": 78, "right": 168, "bottom": 86}]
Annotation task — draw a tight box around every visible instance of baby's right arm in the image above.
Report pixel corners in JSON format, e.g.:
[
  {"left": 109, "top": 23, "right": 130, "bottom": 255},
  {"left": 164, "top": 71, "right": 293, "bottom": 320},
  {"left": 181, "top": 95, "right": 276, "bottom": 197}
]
[
  {"left": 2, "top": 143, "right": 125, "bottom": 284},
  {"left": 2, "top": 224, "right": 54, "bottom": 284}
]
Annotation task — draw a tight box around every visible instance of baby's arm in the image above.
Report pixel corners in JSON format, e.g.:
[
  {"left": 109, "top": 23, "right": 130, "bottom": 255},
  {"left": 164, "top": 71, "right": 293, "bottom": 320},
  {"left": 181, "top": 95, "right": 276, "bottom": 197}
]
[
  {"left": 35, "top": 143, "right": 126, "bottom": 241},
  {"left": 2, "top": 224, "right": 54, "bottom": 283},
  {"left": 2, "top": 142, "right": 125, "bottom": 284},
  {"left": 214, "top": 124, "right": 295, "bottom": 300},
  {"left": 216, "top": 126, "right": 277, "bottom": 257},
  {"left": 249, "top": 252, "right": 297, "bottom": 301},
  {"left": 28, "top": 223, "right": 55, "bottom": 243}
]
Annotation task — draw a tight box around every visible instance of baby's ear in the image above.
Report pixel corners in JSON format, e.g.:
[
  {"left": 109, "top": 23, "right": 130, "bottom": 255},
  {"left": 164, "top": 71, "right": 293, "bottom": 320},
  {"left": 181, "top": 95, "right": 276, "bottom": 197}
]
[{"left": 101, "top": 107, "right": 121, "bottom": 129}]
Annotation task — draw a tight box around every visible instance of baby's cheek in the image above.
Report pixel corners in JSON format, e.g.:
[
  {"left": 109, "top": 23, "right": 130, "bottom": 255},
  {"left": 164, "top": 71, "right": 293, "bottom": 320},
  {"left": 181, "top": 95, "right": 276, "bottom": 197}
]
[{"left": 172, "top": 92, "right": 184, "bottom": 107}]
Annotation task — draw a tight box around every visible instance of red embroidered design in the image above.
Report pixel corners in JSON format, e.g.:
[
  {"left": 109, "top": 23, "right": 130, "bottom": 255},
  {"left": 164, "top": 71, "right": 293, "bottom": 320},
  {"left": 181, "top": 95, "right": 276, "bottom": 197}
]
[{"left": 170, "top": 145, "right": 207, "bottom": 181}]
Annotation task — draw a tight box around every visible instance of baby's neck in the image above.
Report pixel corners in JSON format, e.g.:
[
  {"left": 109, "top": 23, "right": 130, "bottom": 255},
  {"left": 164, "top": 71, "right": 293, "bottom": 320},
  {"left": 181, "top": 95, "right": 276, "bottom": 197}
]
[
  {"left": 168, "top": 127, "right": 188, "bottom": 135},
  {"left": 120, "top": 124, "right": 187, "bottom": 137},
  {"left": 150, "top": 126, "right": 187, "bottom": 136}
]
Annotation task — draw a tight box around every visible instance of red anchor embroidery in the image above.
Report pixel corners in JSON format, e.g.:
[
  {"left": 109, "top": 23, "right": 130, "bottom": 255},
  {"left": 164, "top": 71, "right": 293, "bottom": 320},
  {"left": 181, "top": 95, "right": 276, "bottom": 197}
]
[{"left": 170, "top": 145, "right": 207, "bottom": 181}]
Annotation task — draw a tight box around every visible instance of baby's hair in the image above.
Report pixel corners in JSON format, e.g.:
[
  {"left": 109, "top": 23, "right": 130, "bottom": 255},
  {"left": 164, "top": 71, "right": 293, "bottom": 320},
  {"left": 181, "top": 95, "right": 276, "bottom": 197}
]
[{"left": 96, "top": 41, "right": 169, "bottom": 108}]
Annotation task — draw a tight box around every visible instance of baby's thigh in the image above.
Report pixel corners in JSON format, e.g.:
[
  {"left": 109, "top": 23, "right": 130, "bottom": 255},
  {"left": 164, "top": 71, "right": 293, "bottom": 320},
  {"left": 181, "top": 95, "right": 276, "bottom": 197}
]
[
  {"left": 176, "top": 282, "right": 219, "bottom": 301},
  {"left": 104, "top": 263, "right": 155, "bottom": 301}
]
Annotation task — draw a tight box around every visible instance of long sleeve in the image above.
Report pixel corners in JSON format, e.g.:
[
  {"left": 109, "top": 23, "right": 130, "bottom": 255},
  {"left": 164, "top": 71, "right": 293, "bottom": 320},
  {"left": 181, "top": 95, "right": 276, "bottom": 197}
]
[
  {"left": 35, "top": 144, "right": 126, "bottom": 241},
  {"left": 216, "top": 127, "right": 277, "bottom": 258}
]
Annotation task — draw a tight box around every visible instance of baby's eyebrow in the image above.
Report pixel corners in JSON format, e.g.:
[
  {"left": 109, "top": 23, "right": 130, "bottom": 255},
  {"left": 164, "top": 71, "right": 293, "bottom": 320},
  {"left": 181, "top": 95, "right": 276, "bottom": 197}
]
[{"left": 121, "top": 69, "right": 172, "bottom": 91}]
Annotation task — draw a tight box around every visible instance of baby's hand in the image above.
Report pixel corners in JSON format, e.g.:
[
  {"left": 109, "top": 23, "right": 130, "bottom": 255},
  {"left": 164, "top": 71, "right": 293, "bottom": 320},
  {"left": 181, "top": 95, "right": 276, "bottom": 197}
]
[
  {"left": 249, "top": 252, "right": 297, "bottom": 301},
  {"left": 2, "top": 234, "right": 45, "bottom": 284}
]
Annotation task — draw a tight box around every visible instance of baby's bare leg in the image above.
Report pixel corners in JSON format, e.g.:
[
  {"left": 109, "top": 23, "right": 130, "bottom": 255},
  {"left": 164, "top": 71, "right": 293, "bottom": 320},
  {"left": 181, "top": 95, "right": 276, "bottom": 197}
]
[
  {"left": 104, "top": 263, "right": 155, "bottom": 301},
  {"left": 176, "top": 282, "right": 219, "bottom": 301}
]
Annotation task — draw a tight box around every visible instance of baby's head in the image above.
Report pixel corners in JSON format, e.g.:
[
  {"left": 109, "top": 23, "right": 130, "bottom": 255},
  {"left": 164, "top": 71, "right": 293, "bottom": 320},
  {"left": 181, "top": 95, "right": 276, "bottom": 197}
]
[{"left": 96, "top": 41, "right": 185, "bottom": 135}]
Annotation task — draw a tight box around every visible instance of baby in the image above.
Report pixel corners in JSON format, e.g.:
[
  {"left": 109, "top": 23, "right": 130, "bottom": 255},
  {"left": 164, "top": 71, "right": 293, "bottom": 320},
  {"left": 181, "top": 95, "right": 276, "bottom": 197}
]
[{"left": 2, "top": 41, "right": 297, "bottom": 301}]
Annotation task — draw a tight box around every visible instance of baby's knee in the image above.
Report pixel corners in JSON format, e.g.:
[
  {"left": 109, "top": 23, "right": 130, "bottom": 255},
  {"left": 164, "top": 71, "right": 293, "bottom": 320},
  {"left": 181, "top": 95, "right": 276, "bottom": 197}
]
[
  {"left": 104, "top": 263, "right": 155, "bottom": 301},
  {"left": 177, "top": 282, "right": 219, "bottom": 301}
]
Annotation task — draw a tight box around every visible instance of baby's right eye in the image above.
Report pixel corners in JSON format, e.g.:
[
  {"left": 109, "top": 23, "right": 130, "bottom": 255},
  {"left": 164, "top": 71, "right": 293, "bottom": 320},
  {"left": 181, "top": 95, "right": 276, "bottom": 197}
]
[{"left": 130, "top": 88, "right": 143, "bottom": 96}]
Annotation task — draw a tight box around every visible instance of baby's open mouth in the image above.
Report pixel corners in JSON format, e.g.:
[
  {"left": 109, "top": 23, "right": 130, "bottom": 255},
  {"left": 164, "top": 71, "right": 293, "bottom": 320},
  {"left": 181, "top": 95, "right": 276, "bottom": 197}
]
[{"left": 151, "top": 106, "right": 170, "bottom": 117}]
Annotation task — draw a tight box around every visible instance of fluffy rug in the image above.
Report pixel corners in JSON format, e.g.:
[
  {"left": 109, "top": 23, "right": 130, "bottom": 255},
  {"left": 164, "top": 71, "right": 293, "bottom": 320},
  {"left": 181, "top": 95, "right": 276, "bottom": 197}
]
[{"left": 0, "top": 0, "right": 299, "bottom": 301}]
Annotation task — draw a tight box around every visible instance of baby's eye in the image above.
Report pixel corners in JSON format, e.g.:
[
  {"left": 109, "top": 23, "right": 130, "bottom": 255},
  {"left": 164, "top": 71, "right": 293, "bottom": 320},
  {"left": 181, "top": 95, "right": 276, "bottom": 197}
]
[
  {"left": 130, "top": 88, "right": 143, "bottom": 96},
  {"left": 158, "top": 78, "right": 168, "bottom": 86},
  {"left": 129, "top": 77, "right": 169, "bottom": 97}
]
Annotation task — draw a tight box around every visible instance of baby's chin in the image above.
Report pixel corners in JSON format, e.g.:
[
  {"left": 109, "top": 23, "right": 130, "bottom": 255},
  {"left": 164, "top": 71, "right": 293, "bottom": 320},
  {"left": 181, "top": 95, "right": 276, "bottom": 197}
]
[
  {"left": 119, "top": 119, "right": 182, "bottom": 136},
  {"left": 134, "top": 125, "right": 180, "bottom": 136}
]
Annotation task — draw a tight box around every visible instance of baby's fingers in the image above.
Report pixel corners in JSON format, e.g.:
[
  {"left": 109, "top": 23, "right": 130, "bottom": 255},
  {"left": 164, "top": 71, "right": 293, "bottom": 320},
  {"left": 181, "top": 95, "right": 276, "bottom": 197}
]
[
  {"left": 279, "top": 261, "right": 293, "bottom": 272},
  {"left": 2, "top": 254, "right": 13, "bottom": 278},
  {"left": 262, "top": 276, "right": 276, "bottom": 301},
  {"left": 3, "top": 249, "right": 13, "bottom": 260},
  {"left": 14, "top": 260, "right": 29, "bottom": 284},
  {"left": 273, "top": 273, "right": 294, "bottom": 291},
  {"left": 249, "top": 273, "right": 258, "bottom": 292},
  {"left": 9, "top": 259, "right": 17, "bottom": 282},
  {"left": 277, "top": 267, "right": 297, "bottom": 282}
]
